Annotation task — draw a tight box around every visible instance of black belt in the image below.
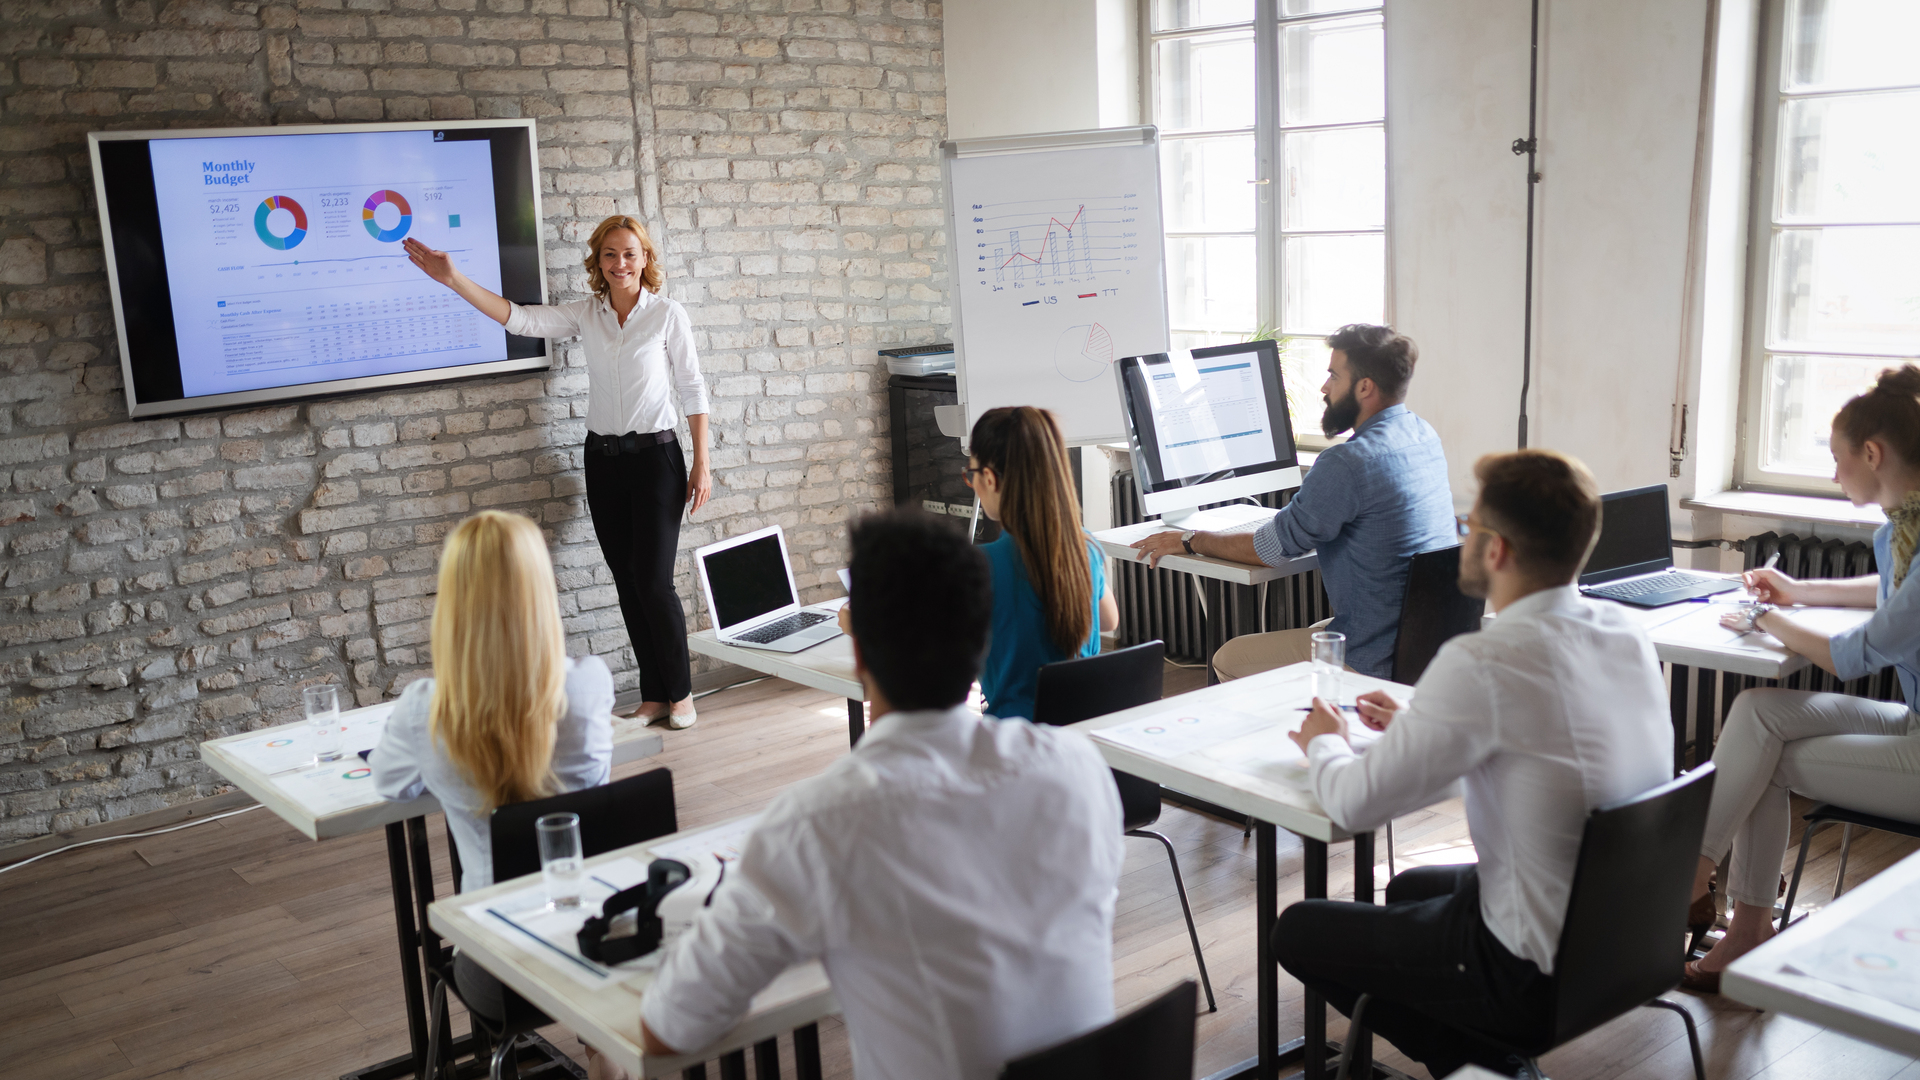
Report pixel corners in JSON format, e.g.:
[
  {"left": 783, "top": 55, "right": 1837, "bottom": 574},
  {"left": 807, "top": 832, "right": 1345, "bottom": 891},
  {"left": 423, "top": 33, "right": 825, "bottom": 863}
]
[{"left": 585, "top": 430, "right": 677, "bottom": 456}]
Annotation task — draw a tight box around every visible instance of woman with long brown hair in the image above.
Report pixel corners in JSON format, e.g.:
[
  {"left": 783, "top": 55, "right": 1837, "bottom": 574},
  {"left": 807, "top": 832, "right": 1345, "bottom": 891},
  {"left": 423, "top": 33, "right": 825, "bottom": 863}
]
[
  {"left": 406, "top": 215, "right": 708, "bottom": 729},
  {"left": 968, "top": 406, "right": 1120, "bottom": 720},
  {"left": 1680, "top": 365, "right": 1920, "bottom": 993},
  {"left": 371, "top": 511, "right": 615, "bottom": 1030}
]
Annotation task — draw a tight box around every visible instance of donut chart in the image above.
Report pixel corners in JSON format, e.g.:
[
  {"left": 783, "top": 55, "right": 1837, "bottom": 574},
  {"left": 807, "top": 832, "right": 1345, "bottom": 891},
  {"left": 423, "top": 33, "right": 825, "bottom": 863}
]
[
  {"left": 253, "top": 195, "right": 308, "bottom": 250},
  {"left": 362, "top": 189, "right": 413, "bottom": 242}
]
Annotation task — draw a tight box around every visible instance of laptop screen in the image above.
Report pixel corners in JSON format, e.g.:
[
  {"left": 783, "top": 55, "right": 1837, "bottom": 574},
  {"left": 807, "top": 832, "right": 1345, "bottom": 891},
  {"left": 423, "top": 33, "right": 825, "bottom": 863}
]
[
  {"left": 702, "top": 534, "right": 796, "bottom": 630},
  {"left": 1580, "top": 485, "right": 1674, "bottom": 585}
]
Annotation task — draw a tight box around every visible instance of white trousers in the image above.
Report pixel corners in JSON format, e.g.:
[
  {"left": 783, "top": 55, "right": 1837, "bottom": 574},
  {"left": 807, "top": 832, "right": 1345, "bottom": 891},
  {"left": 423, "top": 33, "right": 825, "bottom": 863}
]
[{"left": 1701, "top": 687, "right": 1920, "bottom": 908}]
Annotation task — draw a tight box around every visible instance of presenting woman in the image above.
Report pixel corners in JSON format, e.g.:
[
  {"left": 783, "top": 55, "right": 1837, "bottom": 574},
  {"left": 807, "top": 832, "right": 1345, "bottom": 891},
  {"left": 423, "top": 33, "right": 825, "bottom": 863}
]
[
  {"left": 967, "top": 406, "right": 1119, "bottom": 720},
  {"left": 406, "top": 217, "right": 710, "bottom": 729},
  {"left": 1681, "top": 365, "right": 1920, "bottom": 993},
  {"left": 370, "top": 510, "right": 618, "bottom": 1073}
]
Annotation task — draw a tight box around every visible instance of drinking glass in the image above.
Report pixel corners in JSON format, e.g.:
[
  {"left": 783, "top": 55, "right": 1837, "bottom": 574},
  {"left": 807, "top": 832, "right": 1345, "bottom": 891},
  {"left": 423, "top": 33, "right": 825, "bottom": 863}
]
[
  {"left": 1310, "top": 631, "right": 1346, "bottom": 707},
  {"left": 304, "top": 685, "right": 343, "bottom": 765},
  {"left": 537, "top": 813, "right": 585, "bottom": 910}
]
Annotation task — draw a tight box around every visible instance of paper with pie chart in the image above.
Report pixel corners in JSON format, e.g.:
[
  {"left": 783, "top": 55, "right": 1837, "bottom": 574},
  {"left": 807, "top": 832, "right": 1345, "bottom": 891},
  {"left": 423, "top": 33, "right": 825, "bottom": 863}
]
[
  {"left": 147, "top": 130, "right": 506, "bottom": 399},
  {"left": 1092, "top": 707, "right": 1278, "bottom": 759},
  {"left": 1782, "top": 889, "right": 1920, "bottom": 1010}
]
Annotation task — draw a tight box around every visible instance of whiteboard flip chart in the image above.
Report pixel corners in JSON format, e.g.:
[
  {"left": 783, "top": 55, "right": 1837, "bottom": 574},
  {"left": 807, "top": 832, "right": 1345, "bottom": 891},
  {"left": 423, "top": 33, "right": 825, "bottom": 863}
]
[{"left": 942, "top": 127, "right": 1171, "bottom": 446}]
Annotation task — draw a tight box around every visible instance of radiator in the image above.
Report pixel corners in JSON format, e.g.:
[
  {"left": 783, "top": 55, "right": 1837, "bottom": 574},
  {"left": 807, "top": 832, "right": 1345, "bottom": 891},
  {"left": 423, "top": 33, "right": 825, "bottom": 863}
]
[
  {"left": 1108, "top": 471, "right": 1330, "bottom": 663},
  {"left": 1742, "top": 532, "right": 1903, "bottom": 704}
]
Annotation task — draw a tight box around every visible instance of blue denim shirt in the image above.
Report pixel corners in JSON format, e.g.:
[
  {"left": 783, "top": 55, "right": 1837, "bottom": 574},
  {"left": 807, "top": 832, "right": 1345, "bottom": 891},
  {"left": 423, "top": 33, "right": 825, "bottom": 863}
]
[
  {"left": 1252, "top": 404, "right": 1455, "bottom": 677},
  {"left": 1828, "top": 522, "right": 1920, "bottom": 709}
]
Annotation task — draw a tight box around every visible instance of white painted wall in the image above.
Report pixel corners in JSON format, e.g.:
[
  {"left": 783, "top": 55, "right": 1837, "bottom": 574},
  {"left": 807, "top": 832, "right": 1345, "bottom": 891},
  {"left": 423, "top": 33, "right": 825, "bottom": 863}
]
[{"left": 945, "top": 0, "right": 1104, "bottom": 140}]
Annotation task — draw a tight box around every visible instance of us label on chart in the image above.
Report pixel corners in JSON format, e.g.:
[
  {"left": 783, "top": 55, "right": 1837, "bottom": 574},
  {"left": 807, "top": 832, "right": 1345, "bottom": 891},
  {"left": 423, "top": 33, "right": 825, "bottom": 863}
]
[{"left": 148, "top": 130, "right": 507, "bottom": 399}]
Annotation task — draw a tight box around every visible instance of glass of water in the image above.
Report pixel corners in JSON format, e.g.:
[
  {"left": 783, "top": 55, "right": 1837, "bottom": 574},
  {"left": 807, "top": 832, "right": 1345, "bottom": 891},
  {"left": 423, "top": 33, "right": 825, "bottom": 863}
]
[
  {"left": 1310, "top": 631, "right": 1346, "bottom": 707},
  {"left": 304, "top": 685, "right": 343, "bottom": 765},
  {"left": 537, "top": 812, "right": 585, "bottom": 910}
]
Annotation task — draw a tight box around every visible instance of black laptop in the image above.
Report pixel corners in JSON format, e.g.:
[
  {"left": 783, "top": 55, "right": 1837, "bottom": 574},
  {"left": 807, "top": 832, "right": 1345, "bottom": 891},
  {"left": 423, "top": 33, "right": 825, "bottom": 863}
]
[{"left": 1578, "top": 485, "right": 1743, "bottom": 607}]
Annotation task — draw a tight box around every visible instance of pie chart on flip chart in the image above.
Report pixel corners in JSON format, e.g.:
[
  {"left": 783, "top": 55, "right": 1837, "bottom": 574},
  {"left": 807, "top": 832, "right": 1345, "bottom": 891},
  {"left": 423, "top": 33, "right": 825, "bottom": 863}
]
[
  {"left": 1054, "top": 322, "right": 1115, "bottom": 383},
  {"left": 362, "top": 189, "right": 413, "bottom": 242},
  {"left": 253, "top": 195, "right": 308, "bottom": 250}
]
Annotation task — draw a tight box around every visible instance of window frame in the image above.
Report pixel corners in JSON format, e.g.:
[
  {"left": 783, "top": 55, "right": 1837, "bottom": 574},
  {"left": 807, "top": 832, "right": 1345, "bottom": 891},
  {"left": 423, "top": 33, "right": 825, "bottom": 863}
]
[
  {"left": 1142, "top": 0, "right": 1388, "bottom": 450},
  {"left": 1736, "top": 0, "right": 1920, "bottom": 496}
]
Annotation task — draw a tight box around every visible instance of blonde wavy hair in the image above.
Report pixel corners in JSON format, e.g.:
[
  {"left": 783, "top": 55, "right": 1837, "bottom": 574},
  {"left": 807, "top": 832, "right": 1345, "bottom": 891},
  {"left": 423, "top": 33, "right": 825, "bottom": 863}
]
[
  {"left": 429, "top": 511, "right": 570, "bottom": 811},
  {"left": 582, "top": 215, "right": 664, "bottom": 299}
]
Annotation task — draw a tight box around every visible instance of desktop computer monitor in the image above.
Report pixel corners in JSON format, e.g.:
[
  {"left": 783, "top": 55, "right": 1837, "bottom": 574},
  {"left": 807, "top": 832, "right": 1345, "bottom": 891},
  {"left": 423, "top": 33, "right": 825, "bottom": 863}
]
[{"left": 1115, "top": 340, "right": 1301, "bottom": 527}]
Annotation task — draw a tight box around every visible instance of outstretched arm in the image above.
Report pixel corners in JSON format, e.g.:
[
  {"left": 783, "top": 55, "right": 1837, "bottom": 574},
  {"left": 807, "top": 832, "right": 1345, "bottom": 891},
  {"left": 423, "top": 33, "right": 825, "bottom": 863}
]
[{"left": 404, "top": 238, "right": 512, "bottom": 326}]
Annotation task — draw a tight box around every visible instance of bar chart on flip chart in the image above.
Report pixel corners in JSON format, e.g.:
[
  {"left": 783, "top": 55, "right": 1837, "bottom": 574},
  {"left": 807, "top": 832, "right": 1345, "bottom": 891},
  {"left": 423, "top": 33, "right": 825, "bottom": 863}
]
[{"left": 944, "top": 128, "right": 1170, "bottom": 446}]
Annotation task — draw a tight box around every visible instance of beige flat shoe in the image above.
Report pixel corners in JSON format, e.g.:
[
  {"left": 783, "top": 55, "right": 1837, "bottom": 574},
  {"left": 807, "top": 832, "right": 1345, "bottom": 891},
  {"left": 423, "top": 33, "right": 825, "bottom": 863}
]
[{"left": 666, "top": 699, "right": 697, "bottom": 730}]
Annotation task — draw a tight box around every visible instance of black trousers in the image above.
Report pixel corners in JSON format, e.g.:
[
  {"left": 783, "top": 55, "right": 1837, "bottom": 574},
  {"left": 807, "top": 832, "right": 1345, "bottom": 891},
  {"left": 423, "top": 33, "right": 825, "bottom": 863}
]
[
  {"left": 584, "top": 437, "right": 691, "bottom": 703},
  {"left": 1274, "top": 864, "right": 1555, "bottom": 1079}
]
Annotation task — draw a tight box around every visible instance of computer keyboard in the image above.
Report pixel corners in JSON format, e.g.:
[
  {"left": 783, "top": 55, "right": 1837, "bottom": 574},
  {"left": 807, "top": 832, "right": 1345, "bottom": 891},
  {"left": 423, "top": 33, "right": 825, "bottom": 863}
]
[
  {"left": 1213, "top": 519, "right": 1268, "bottom": 536},
  {"left": 1586, "top": 571, "right": 1735, "bottom": 601},
  {"left": 735, "top": 610, "right": 831, "bottom": 644}
]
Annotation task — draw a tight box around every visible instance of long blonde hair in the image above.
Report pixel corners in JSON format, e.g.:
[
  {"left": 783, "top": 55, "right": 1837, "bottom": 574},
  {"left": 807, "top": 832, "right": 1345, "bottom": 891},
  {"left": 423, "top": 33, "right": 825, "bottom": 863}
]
[
  {"left": 969, "top": 406, "right": 1094, "bottom": 655},
  {"left": 428, "top": 511, "right": 570, "bottom": 811},
  {"left": 582, "top": 215, "right": 664, "bottom": 299}
]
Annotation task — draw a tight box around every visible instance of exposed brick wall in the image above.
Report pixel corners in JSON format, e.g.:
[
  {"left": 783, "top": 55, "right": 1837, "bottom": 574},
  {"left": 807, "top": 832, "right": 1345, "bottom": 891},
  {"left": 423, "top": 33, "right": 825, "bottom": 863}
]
[{"left": 0, "top": 0, "right": 949, "bottom": 842}]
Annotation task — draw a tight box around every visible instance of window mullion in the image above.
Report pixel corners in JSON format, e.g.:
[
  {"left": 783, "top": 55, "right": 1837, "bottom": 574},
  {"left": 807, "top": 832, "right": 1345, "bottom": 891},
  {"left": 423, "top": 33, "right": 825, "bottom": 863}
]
[{"left": 1255, "top": 0, "right": 1281, "bottom": 336}]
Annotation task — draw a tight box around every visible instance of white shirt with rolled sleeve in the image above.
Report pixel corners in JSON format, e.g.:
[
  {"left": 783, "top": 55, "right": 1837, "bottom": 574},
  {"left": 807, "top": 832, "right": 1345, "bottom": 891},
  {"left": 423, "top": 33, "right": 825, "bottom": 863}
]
[
  {"left": 1304, "top": 585, "right": 1671, "bottom": 972},
  {"left": 502, "top": 290, "right": 709, "bottom": 437},
  {"left": 640, "top": 706, "right": 1126, "bottom": 1080}
]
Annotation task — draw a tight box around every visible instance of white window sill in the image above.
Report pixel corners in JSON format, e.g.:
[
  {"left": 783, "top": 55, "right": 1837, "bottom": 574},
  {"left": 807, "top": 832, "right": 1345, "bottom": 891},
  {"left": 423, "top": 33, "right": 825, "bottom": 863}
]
[{"left": 1681, "top": 490, "right": 1886, "bottom": 530}]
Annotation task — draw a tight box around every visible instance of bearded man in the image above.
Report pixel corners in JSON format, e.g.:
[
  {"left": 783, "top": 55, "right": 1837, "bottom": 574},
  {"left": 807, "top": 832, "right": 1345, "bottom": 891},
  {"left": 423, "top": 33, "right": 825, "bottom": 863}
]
[{"left": 1132, "top": 323, "right": 1454, "bottom": 678}]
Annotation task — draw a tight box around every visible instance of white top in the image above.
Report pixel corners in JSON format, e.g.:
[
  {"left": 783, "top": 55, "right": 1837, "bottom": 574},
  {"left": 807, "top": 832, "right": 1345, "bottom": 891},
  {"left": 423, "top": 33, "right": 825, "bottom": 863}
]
[
  {"left": 1306, "top": 585, "right": 1672, "bottom": 971},
  {"left": 640, "top": 706, "right": 1127, "bottom": 1080},
  {"left": 370, "top": 656, "right": 616, "bottom": 893},
  {"left": 504, "top": 291, "right": 709, "bottom": 436}
]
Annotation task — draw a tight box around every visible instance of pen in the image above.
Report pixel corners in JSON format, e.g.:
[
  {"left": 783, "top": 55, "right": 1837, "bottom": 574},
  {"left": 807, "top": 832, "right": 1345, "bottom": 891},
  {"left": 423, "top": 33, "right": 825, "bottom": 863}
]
[{"left": 1295, "top": 705, "right": 1361, "bottom": 713}]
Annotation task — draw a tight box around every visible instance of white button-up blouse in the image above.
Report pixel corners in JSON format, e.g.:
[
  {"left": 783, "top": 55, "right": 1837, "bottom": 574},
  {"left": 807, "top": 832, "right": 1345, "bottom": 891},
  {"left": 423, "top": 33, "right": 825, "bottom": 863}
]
[{"left": 503, "top": 290, "right": 709, "bottom": 437}]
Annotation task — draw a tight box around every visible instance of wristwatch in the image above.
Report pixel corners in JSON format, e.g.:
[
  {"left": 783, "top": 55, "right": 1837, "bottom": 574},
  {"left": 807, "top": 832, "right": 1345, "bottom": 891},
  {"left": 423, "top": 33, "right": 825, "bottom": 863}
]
[
  {"left": 1180, "top": 530, "right": 1198, "bottom": 555},
  {"left": 1733, "top": 602, "right": 1774, "bottom": 633}
]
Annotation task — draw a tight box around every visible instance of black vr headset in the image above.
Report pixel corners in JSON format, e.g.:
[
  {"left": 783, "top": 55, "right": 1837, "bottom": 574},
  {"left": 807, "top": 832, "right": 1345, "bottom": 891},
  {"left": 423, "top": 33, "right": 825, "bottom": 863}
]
[{"left": 576, "top": 858, "right": 692, "bottom": 965}]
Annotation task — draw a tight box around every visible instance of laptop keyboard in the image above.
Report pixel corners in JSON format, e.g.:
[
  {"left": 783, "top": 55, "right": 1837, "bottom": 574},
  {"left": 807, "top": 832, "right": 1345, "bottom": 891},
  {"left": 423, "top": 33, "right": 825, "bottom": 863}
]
[
  {"left": 1587, "top": 571, "right": 1727, "bottom": 600},
  {"left": 735, "top": 610, "right": 831, "bottom": 644}
]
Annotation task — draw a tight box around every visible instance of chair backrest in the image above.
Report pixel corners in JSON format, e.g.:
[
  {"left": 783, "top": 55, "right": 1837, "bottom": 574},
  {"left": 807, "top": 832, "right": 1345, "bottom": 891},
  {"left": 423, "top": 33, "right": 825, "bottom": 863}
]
[
  {"left": 1547, "top": 763, "right": 1716, "bottom": 1047},
  {"left": 1032, "top": 640, "right": 1166, "bottom": 728},
  {"left": 1390, "top": 545, "right": 1485, "bottom": 685},
  {"left": 1033, "top": 641, "right": 1167, "bottom": 831},
  {"left": 999, "top": 980, "right": 1196, "bottom": 1080},
  {"left": 490, "top": 767, "right": 678, "bottom": 883}
]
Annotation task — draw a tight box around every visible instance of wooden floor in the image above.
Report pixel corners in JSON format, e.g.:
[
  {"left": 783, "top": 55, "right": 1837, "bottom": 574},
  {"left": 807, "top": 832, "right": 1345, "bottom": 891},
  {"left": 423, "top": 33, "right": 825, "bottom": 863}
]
[{"left": 1, "top": 667, "right": 1915, "bottom": 1080}]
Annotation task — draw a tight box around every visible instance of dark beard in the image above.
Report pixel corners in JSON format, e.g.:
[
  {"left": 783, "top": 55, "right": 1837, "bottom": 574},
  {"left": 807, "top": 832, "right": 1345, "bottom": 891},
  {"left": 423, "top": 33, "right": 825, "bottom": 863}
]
[
  {"left": 1457, "top": 533, "right": 1492, "bottom": 598},
  {"left": 1320, "top": 388, "right": 1361, "bottom": 437}
]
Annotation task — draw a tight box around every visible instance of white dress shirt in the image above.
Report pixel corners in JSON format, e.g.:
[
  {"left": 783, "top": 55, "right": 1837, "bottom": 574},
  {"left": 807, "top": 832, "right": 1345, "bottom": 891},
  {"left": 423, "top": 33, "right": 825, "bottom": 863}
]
[
  {"left": 370, "top": 656, "right": 615, "bottom": 894},
  {"left": 641, "top": 706, "right": 1126, "bottom": 1080},
  {"left": 503, "top": 291, "right": 709, "bottom": 436},
  {"left": 1305, "top": 585, "right": 1671, "bottom": 971}
]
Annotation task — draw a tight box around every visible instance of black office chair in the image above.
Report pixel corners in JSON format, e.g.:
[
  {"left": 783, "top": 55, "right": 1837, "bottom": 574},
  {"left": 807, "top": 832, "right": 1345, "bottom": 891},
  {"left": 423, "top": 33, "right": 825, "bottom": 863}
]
[
  {"left": 1334, "top": 764, "right": 1716, "bottom": 1080},
  {"left": 1033, "top": 640, "right": 1215, "bottom": 1013},
  {"left": 1780, "top": 802, "right": 1920, "bottom": 931},
  {"left": 426, "top": 767, "right": 679, "bottom": 1080},
  {"left": 1389, "top": 545, "right": 1484, "bottom": 686},
  {"left": 999, "top": 980, "right": 1197, "bottom": 1080}
]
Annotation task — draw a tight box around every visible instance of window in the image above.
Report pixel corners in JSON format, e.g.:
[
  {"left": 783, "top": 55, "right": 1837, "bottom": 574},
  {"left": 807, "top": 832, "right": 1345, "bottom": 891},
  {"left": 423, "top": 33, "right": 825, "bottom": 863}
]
[
  {"left": 1147, "top": 0, "right": 1386, "bottom": 441},
  {"left": 1742, "top": 0, "right": 1920, "bottom": 492}
]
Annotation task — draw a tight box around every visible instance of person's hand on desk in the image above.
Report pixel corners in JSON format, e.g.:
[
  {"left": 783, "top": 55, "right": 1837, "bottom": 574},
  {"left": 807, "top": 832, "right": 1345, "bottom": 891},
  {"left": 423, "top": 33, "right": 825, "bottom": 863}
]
[
  {"left": 1353, "top": 689, "right": 1402, "bottom": 733},
  {"left": 1289, "top": 697, "right": 1349, "bottom": 755},
  {"left": 1130, "top": 527, "right": 1265, "bottom": 568},
  {"left": 1742, "top": 566, "right": 1802, "bottom": 605},
  {"left": 1130, "top": 530, "right": 1189, "bottom": 568}
]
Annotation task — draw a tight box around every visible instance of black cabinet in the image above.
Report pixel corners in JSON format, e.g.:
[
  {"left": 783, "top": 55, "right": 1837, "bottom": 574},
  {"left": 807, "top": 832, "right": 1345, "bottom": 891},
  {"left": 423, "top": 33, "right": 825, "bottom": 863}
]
[{"left": 887, "top": 373, "right": 1000, "bottom": 543}]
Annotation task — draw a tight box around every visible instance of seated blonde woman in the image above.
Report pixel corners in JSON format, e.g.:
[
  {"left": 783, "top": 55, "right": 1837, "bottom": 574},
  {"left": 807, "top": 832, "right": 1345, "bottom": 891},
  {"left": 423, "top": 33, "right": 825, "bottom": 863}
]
[{"left": 370, "top": 510, "right": 621, "bottom": 1074}]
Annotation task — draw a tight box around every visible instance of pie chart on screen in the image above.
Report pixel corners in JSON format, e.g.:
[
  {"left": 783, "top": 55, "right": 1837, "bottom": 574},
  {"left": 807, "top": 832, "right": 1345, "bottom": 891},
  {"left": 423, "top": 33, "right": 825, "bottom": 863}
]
[
  {"left": 253, "top": 195, "right": 307, "bottom": 250},
  {"left": 362, "top": 189, "right": 413, "bottom": 242}
]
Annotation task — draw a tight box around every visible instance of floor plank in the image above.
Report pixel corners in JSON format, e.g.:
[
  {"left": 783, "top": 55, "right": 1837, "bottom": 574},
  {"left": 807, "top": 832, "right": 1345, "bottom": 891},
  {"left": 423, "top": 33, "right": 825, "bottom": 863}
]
[{"left": 0, "top": 663, "right": 1913, "bottom": 1080}]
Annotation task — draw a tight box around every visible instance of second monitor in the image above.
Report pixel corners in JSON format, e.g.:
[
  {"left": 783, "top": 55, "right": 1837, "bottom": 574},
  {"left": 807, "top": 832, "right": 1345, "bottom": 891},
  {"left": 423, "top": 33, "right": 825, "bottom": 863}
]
[{"left": 1115, "top": 339, "right": 1301, "bottom": 529}]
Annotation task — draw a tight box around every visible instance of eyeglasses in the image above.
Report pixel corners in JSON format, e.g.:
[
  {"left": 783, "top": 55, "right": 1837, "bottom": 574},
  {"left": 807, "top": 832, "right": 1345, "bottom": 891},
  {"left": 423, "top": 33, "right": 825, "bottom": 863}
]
[
  {"left": 1454, "top": 513, "right": 1498, "bottom": 539},
  {"left": 961, "top": 465, "right": 987, "bottom": 487}
]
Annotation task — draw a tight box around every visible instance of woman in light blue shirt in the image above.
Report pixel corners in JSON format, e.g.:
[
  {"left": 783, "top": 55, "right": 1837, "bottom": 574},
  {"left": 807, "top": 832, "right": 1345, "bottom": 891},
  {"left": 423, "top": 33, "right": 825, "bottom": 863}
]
[
  {"left": 1684, "top": 365, "right": 1920, "bottom": 993},
  {"left": 370, "top": 511, "right": 615, "bottom": 1030},
  {"left": 967, "top": 407, "right": 1119, "bottom": 721}
]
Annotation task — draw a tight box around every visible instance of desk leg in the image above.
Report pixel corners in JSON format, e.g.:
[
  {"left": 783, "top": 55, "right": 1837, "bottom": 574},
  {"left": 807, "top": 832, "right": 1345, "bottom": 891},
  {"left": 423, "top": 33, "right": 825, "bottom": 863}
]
[
  {"left": 1348, "top": 831, "right": 1375, "bottom": 1078},
  {"left": 1668, "top": 663, "right": 1689, "bottom": 777},
  {"left": 350, "top": 822, "right": 429, "bottom": 1080},
  {"left": 1259, "top": 822, "right": 1280, "bottom": 1080},
  {"left": 1302, "top": 837, "right": 1329, "bottom": 1080},
  {"left": 847, "top": 699, "right": 864, "bottom": 747}
]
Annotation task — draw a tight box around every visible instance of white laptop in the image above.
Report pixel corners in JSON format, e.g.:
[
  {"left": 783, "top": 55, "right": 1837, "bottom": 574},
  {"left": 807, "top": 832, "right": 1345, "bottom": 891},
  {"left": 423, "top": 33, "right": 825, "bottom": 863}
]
[{"left": 694, "top": 525, "right": 843, "bottom": 653}]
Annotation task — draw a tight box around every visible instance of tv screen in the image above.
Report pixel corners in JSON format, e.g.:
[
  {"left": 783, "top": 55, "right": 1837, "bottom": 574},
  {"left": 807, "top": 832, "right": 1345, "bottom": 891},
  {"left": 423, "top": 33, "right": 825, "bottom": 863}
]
[{"left": 89, "top": 119, "right": 551, "bottom": 418}]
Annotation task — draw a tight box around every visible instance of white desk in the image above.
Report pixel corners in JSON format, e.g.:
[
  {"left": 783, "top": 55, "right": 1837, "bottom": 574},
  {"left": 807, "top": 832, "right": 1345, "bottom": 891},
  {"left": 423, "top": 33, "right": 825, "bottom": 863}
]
[
  {"left": 1069, "top": 661, "right": 1429, "bottom": 1080},
  {"left": 428, "top": 820, "right": 839, "bottom": 1077},
  {"left": 1725, "top": 848, "right": 1920, "bottom": 1057},
  {"left": 687, "top": 602, "right": 867, "bottom": 746},
  {"left": 199, "top": 702, "right": 664, "bottom": 1080},
  {"left": 1093, "top": 504, "right": 1318, "bottom": 588}
]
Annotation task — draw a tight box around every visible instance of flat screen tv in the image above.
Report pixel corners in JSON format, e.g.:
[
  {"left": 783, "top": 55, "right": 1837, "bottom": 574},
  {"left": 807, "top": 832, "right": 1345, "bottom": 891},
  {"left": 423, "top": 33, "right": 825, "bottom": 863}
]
[{"left": 89, "top": 119, "right": 550, "bottom": 419}]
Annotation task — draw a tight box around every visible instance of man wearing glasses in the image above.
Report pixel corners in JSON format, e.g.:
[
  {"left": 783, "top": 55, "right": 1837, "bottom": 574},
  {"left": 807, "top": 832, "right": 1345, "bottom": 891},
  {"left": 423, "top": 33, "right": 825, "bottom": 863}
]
[{"left": 1132, "top": 323, "right": 1455, "bottom": 679}]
